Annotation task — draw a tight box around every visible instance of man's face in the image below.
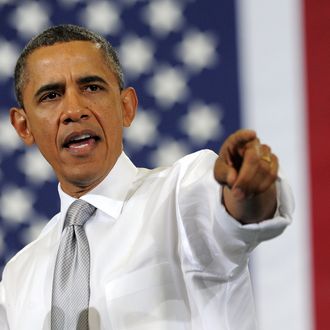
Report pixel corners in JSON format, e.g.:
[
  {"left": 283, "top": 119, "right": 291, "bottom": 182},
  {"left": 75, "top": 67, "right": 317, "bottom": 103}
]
[{"left": 11, "top": 41, "right": 137, "bottom": 197}]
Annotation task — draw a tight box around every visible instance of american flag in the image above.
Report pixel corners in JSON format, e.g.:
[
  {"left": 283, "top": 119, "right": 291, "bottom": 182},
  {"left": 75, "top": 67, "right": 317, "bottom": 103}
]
[{"left": 0, "top": 1, "right": 329, "bottom": 330}]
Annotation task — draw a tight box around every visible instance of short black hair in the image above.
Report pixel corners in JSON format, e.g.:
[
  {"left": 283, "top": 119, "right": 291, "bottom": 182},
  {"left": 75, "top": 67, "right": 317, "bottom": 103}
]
[{"left": 14, "top": 24, "right": 124, "bottom": 108}]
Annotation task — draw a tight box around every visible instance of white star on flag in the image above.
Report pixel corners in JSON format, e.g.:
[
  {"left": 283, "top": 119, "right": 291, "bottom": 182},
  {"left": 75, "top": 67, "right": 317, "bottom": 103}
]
[
  {"left": 0, "top": 115, "right": 23, "bottom": 155},
  {"left": 9, "top": 2, "right": 50, "bottom": 39},
  {"left": 146, "top": 65, "right": 189, "bottom": 108},
  {"left": 149, "top": 138, "right": 189, "bottom": 167},
  {"left": 142, "top": 0, "right": 184, "bottom": 37},
  {"left": 0, "top": 40, "right": 20, "bottom": 80},
  {"left": 0, "top": 186, "right": 35, "bottom": 223},
  {"left": 17, "top": 147, "right": 55, "bottom": 185},
  {"left": 124, "top": 109, "right": 160, "bottom": 150},
  {"left": 180, "top": 101, "right": 223, "bottom": 145},
  {"left": 119, "top": 35, "right": 155, "bottom": 79},
  {"left": 176, "top": 30, "right": 218, "bottom": 72},
  {"left": 80, "top": 1, "right": 122, "bottom": 35}
]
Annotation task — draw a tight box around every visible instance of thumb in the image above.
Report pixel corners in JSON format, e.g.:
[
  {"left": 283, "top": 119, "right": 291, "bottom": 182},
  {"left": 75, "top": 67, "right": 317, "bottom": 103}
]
[{"left": 214, "top": 156, "right": 237, "bottom": 188}]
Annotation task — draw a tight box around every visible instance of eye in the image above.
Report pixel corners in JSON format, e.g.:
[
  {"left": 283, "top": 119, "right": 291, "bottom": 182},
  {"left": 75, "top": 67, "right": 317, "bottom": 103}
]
[
  {"left": 85, "top": 84, "right": 102, "bottom": 92},
  {"left": 40, "top": 92, "right": 60, "bottom": 102}
]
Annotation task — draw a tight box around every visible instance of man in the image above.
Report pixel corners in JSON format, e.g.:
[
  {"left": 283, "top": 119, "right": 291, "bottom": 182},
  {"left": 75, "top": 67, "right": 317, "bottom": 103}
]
[{"left": 0, "top": 25, "right": 293, "bottom": 329}]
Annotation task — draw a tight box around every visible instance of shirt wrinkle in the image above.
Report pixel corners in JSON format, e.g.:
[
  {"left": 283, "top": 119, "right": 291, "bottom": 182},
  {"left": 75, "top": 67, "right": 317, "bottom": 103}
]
[{"left": 0, "top": 149, "right": 293, "bottom": 330}]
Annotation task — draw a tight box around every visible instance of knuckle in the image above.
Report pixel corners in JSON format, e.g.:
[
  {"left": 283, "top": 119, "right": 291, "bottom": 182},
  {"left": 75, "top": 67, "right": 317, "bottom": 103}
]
[
  {"left": 245, "top": 150, "right": 260, "bottom": 164},
  {"left": 261, "top": 144, "right": 271, "bottom": 153}
]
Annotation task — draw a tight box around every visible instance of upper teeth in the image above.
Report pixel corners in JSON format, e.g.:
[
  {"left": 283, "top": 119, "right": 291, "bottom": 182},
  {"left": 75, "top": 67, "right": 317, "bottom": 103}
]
[{"left": 71, "top": 134, "right": 91, "bottom": 142}]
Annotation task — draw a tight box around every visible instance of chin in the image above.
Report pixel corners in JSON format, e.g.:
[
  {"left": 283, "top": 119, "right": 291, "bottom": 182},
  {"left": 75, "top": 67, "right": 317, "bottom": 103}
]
[{"left": 66, "top": 168, "right": 106, "bottom": 189}]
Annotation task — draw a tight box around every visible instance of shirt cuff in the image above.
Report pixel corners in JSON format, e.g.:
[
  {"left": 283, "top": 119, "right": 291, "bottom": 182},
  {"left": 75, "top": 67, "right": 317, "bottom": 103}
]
[{"left": 218, "top": 173, "right": 294, "bottom": 248}]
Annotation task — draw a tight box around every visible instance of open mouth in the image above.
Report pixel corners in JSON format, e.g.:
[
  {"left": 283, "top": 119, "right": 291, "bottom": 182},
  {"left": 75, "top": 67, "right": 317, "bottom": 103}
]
[{"left": 63, "top": 131, "right": 100, "bottom": 149}]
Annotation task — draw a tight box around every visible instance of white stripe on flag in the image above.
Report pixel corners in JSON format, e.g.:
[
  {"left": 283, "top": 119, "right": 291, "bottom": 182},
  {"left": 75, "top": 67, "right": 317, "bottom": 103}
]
[{"left": 236, "top": 0, "right": 313, "bottom": 329}]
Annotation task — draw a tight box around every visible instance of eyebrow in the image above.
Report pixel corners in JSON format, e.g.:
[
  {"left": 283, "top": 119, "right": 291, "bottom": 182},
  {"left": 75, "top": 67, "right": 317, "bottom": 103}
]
[
  {"left": 34, "top": 75, "right": 108, "bottom": 100},
  {"left": 77, "top": 75, "right": 107, "bottom": 85}
]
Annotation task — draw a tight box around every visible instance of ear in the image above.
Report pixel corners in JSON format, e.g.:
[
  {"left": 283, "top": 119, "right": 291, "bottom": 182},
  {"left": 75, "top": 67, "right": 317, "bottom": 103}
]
[
  {"left": 10, "top": 107, "right": 35, "bottom": 145},
  {"left": 120, "top": 87, "right": 138, "bottom": 127}
]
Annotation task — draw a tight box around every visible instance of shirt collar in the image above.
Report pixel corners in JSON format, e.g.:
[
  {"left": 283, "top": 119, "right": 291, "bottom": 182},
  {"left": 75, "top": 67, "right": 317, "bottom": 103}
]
[{"left": 58, "top": 152, "right": 138, "bottom": 220}]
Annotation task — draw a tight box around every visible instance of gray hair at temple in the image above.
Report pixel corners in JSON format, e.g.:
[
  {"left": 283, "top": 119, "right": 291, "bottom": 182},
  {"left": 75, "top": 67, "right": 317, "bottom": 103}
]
[{"left": 14, "top": 24, "right": 125, "bottom": 108}]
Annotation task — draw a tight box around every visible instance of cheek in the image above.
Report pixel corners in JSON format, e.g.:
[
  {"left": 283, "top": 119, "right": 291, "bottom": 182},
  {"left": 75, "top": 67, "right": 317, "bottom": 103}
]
[
  {"left": 28, "top": 114, "right": 59, "bottom": 146},
  {"left": 95, "top": 106, "right": 124, "bottom": 133}
]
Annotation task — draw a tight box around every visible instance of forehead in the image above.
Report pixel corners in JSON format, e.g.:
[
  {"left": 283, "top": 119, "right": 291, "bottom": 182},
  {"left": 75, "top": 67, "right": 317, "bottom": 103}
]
[{"left": 25, "top": 41, "right": 112, "bottom": 80}]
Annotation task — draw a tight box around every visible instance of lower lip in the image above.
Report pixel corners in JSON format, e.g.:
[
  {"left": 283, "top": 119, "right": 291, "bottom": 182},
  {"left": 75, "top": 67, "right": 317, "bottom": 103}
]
[{"left": 65, "top": 138, "right": 97, "bottom": 155}]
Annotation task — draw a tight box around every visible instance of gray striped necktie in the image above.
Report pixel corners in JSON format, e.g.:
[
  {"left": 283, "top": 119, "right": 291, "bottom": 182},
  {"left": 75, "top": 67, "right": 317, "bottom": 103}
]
[{"left": 51, "top": 199, "right": 96, "bottom": 330}]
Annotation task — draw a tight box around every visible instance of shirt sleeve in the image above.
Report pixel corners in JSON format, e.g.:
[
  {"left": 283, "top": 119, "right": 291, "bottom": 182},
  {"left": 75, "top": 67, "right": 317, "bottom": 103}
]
[
  {"left": 0, "top": 282, "right": 10, "bottom": 330},
  {"left": 176, "top": 149, "right": 294, "bottom": 279},
  {"left": 218, "top": 173, "right": 293, "bottom": 246}
]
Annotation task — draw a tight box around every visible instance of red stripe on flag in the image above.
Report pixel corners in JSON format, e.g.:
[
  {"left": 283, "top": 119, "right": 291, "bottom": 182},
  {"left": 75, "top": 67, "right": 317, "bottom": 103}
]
[{"left": 304, "top": 0, "right": 330, "bottom": 328}]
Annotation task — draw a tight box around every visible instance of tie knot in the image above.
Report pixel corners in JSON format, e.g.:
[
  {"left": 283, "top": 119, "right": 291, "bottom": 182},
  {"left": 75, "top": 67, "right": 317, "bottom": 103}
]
[{"left": 64, "top": 199, "right": 96, "bottom": 227}]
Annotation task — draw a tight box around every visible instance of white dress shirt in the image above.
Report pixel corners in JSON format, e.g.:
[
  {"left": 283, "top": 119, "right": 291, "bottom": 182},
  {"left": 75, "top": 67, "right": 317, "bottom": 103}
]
[{"left": 0, "top": 150, "right": 293, "bottom": 330}]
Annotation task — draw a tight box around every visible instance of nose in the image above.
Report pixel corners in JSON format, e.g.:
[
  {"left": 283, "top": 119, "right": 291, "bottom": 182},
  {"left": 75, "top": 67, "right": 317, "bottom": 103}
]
[{"left": 61, "top": 90, "right": 90, "bottom": 124}]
